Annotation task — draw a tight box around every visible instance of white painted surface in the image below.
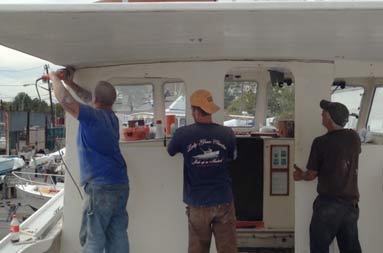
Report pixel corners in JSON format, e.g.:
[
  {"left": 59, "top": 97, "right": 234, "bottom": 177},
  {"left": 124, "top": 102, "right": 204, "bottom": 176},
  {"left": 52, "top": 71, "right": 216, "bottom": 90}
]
[
  {"left": 0, "top": 3, "right": 382, "bottom": 253},
  {"left": 292, "top": 63, "right": 334, "bottom": 253},
  {"left": 2, "top": 3, "right": 383, "bottom": 67},
  {"left": 121, "top": 142, "right": 189, "bottom": 252},
  {"left": 56, "top": 61, "right": 383, "bottom": 253},
  {"left": 357, "top": 145, "right": 383, "bottom": 253},
  {"left": 263, "top": 138, "right": 294, "bottom": 229}
]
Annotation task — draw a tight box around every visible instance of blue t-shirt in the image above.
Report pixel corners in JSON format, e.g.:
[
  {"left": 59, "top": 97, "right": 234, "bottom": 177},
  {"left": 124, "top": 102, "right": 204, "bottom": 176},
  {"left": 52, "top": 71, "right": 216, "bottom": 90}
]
[
  {"left": 167, "top": 123, "right": 237, "bottom": 207},
  {"left": 77, "top": 104, "right": 128, "bottom": 186}
]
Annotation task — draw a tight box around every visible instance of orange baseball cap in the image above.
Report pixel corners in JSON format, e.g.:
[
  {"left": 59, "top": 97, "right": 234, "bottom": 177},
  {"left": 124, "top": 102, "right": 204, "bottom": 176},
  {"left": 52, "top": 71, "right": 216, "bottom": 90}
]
[{"left": 190, "top": 89, "right": 220, "bottom": 114}]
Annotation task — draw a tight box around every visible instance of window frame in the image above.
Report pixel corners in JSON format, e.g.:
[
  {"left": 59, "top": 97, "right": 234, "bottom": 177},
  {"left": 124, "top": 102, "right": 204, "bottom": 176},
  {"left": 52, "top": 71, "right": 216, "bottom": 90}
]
[
  {"left": 223, "top": 79, "right": 259, "bottom": 129},
  {"left": 113, "top": 83, "right": 155, "bottom": 142},
  {"left": 265, "top": 80, "right": 295, "bottom": 128},
  {"left": 366, "top": 85, "right": 383, "bottom": 134},
  {"left": 331, "top": 84, "right": 365, "bottom": 130},
  {"left": 163, "top": 81, "right": 187, "bottom": 129}
]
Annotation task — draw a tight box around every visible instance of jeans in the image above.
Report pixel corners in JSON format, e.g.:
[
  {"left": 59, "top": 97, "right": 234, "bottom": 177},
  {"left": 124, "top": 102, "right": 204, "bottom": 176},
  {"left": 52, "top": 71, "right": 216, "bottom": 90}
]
[
  {"left": 186, "top": 202, "right": 237, "bottom": 253},
  {"left": 310, "top": 195, "right": 362, "bottom": 253},
  {"left": 80, "top": 183, "right": 130, "bottom": 253}
]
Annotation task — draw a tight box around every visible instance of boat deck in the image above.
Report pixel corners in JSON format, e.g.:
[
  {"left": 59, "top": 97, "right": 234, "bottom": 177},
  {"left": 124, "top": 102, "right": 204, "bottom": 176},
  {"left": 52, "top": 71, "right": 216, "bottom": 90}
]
[{"left": 0, "top": 188, "right": 47, "bottom": 239}]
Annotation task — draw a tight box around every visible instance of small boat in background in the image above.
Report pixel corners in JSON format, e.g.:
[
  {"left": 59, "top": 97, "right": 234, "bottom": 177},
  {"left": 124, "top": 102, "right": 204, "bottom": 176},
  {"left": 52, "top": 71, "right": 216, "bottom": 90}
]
[
  {"left": 0, "top": 157, "right": 25, "bottom": 176},
  {"left": 12, "top": 171, "right": 64, "bottom": 209},
  {"left": 8, "top": 148, "right": 66, "bottom": 210},
  {"left": 29, "top": 148, "right": 66, "bottom": 170}
]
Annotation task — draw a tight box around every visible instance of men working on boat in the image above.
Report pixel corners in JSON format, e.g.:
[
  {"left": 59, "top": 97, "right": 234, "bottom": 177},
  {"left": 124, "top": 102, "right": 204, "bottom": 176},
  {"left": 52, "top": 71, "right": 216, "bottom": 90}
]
[
  {"left": 167, "top": 89, "right": 237, "bottom": 253},
  {"left": 294, "top": 100, "right": 362, "bottom": 253},
  {"left": 49, "top": 68, "right": 129, "bottom": 253}
]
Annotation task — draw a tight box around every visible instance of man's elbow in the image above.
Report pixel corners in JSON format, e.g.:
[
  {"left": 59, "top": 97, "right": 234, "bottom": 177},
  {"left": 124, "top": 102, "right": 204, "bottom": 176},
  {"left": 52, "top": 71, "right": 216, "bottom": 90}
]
[{"left": 167, "top": 148, "right": 177, "bottom": 157}]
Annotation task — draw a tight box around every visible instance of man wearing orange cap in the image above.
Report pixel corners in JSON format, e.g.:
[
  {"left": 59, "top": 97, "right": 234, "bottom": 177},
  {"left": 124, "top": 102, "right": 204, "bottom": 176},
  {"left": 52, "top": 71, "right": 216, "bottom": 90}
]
[
  {"left": 167, "top": 89, "right": 237, "bottom": 253},
  {"left": 294, "top": 100, "right": 362, "bottom": 253}
]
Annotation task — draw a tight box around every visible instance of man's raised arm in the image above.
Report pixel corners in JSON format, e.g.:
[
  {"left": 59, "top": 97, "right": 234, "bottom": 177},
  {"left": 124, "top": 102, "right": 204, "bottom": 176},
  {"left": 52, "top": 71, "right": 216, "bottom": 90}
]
[
  {"left": 59, "top": 67, "right": 92, "bottom": 104},
  {"left": 49, "top": 71, "right": 80, "bottom": 119}
]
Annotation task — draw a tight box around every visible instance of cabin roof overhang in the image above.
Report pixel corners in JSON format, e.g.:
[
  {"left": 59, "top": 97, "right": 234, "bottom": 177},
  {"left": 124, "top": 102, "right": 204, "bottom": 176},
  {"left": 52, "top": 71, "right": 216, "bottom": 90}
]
[{"left": 1, "top": 2, "right": 383, "bottom": 68}]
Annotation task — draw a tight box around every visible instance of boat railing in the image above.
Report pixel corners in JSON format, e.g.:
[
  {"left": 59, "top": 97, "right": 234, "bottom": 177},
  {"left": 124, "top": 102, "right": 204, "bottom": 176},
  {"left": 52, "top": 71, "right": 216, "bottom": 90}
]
[
  {"left": 11, "top": 171, "right": 64, "bottom": 190},
  {"left": 0, "top": 190, "right": 64, "bottom": 252}
]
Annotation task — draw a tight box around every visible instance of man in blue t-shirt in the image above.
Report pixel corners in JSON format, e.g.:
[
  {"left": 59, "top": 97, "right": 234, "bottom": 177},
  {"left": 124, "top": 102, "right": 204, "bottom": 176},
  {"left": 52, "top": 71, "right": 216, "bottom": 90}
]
[
  {"left": 50, "top": 68, "right": 129, "bottom": 253},
  {"left": 167, "top": 89, "right": 237, "bottom": 253}
]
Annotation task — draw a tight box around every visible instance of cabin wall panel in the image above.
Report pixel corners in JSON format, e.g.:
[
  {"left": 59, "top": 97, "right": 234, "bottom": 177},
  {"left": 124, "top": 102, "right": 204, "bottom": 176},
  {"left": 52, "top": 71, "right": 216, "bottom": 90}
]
[
  {"left": 290, "top": 63, "right": 334, "bottom": 253},
  {"left": 263, "top": 138, "right": 294, "bottom": 229},
  {"left": 120, "top": 143, "right": 191, "bottom": 252},
  {"left": 60, "top": 61, "right": 383, "bottom": 253},
  {"left": 356, "top": 145, "right": 383, "bottom": 253},
  {"left": 60, "top": 115, "right": 82, "bottom": 253}
]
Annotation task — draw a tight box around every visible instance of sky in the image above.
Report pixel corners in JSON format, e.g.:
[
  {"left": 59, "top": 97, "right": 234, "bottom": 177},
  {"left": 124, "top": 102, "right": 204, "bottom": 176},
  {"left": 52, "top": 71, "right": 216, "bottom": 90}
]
[
  {"left": 0, "top": 0, "right": 94, "bottom": 103},
  {"left": 0, "top": 0, "right": 94, "bottom": 3}
]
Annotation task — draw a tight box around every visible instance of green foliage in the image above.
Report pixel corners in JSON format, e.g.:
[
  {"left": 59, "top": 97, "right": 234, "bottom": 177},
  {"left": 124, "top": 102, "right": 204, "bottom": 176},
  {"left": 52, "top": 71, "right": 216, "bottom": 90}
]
[
  {"left": 224, "top": 81, "right": 294, "bottom": 124},
  {"left": 0, "top": 92, "right": 63, "bottom": 117},
  {"left": 30, "top": 98, "right": 49, "bottom": 112},
  {"left": 227, "top": 91, "right": 256, "bottom": 115},
  {"left": 12, "top": 92, "right": 33, "bottom": 111},
  {"left": 267, "top": 85, "right": 295, "bottom": 120},
  {"left": 224, "top": 82, "right": 238, "bottom": 109},
  {"left": 225, "top": 81, "right": 257, "bottom": 115},
  {"left": 54, "top": 103, "right": 64, "bottom": 118}
]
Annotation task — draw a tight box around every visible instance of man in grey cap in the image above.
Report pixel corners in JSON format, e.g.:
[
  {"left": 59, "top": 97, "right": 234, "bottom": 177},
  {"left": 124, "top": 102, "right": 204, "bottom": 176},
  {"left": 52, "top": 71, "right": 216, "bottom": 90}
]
[{"left": 294, "top": 100, "right": 362, "bottom": 253}]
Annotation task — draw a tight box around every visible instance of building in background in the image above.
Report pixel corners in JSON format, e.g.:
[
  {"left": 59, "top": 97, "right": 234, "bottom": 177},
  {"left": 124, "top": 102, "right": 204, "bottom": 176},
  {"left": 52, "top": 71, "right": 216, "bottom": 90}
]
[{"left": 0, "top": 111, "right": 65, "bottom": 155}]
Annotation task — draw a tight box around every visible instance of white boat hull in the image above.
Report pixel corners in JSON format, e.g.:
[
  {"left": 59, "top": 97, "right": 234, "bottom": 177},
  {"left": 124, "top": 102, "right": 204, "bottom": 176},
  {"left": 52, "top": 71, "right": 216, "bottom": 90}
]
[{"left": 16, "top": 184, "right": 63, "bottom": 209}]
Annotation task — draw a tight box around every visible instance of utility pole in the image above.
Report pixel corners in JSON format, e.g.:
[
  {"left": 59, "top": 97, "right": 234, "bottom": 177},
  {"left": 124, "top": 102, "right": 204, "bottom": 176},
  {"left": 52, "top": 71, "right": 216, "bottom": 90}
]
[
  {"left": 26, "top": 111, "right": 30, "bottom": 145},
  {"left": 44, "top": 64, "right": 55, "bottom": 127}
]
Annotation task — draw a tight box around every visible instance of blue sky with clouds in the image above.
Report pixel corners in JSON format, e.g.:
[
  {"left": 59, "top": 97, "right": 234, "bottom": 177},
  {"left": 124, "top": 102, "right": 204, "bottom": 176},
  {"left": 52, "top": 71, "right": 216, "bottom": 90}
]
[
  {"left": 0, "top": 45, "right": 61, "bottom": 102},
  {"left": 0, "top": 0, "right": 94, "bottom": 102}
]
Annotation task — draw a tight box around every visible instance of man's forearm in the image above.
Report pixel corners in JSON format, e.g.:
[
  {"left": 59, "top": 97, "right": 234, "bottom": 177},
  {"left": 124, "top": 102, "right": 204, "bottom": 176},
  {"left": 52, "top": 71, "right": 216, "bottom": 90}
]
[
  {"left": 301, "top": 170, "right": 318, "bottom": 181},
  {"left": 294, "top": 164, "right": 318, "bottom": 181},
  {"left": 64, "top": 80, "right": 92, "bottom": 103},
  {"left": 51, "top": 74, "right": 79, "bottom": 118}
]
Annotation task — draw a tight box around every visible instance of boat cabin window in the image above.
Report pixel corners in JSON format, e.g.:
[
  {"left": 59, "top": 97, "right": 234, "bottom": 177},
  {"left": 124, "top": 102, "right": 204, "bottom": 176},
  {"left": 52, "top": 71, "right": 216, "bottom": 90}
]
[
  {"left": 113, "top": 84, "right": 154, "bottom": 141},
  {"left": 224, "top": 80, "right": 257, "bottom": 128},
  {"left": 266, "top": 81, "right": 295, "bottom": 128},
  {"left": 331, "top": 85, "right": 364, "bottom": 130},
  {"left": 367, "top": 86, "right": 383, "bottom": 133},
  {"left": 164, "top": 82, "right": 186, "bottom": 129}
]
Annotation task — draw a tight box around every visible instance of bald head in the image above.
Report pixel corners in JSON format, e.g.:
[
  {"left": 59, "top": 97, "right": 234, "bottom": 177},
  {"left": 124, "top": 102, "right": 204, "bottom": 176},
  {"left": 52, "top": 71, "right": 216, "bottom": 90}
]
[{"left": 94, "top": 81, "right": 116, "bottom": 107}]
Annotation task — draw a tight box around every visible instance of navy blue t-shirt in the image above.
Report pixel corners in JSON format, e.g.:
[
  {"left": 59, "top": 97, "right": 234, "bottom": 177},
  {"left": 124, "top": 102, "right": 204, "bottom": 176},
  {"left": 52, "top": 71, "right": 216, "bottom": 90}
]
[
  {"left": 77, "top": 104, "right": 128, "bottom": 186},
  {"left": 167, "top": 123, "right": 237, "bottom": 207}
]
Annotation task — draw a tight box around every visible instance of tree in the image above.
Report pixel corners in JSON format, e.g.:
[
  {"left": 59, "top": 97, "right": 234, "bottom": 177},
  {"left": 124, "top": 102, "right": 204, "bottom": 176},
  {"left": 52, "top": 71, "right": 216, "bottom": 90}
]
[
  {"left": 54, "top": 103, "right": 64, "bottom": 118},
  {"left": 225, "top": 81, "right": 257, "bottom": 115},
  {"left": 7, "top": 92, "right": 61, "bottom": 115},
  {"left": 267, "top": 84, "right": 295, "bottom": 120},
  {"left": 31, "top": 98, "right": 49, "bottom": 112},
  {"left": 12, "top": 92, "right": 33, "bottom": 111},
  {"left": 0, "top": 100, "right": 12, "bottom": 111},
  {"left": 224, "top": 81, "right": 294, "bottom": 127},
  {"left": 227, "top": 91, "right": 256, "bottom": 115}
]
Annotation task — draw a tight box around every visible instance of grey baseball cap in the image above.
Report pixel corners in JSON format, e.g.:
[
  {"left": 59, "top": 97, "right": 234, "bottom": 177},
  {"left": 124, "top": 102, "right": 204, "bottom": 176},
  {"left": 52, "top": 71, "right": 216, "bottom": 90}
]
[{"left": 320, "top": 100, "right": 349, "bottom": 127}]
